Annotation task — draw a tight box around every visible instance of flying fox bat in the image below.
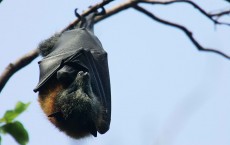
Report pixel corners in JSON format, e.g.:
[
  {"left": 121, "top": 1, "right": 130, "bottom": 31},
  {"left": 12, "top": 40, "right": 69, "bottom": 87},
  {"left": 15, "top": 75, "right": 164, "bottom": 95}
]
[{"left": 34, "top": 11, "right": 111, "bottom": 138}]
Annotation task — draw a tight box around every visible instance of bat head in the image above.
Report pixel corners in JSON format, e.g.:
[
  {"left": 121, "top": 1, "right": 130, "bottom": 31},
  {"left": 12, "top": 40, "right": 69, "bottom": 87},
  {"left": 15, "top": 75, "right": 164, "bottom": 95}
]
[{"left": 75, "top": 71, "right": 90, "bottom": 89}]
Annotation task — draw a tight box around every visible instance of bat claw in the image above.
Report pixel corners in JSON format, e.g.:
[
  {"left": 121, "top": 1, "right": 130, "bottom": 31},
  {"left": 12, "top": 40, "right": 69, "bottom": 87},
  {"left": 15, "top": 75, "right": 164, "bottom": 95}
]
[
  {"left": 48, "top": 112, "right": 65, "bottom": 122},
  {"left": 74, "top": 9, "right": 81, "bottom": 20},
  {"left": 74, "top": 9, "right": 86, "bottom": 28}
]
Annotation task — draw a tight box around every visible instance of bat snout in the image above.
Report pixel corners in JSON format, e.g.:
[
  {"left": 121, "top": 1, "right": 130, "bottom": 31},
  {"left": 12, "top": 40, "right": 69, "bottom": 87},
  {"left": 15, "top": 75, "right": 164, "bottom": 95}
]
[{"left": 77, "top": 71, "right": 90, "bottom": 82}]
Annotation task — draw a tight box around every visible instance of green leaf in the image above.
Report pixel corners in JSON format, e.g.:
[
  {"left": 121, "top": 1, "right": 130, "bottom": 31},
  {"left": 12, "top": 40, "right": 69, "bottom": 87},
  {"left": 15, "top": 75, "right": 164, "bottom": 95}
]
[
  {"left": 0, "top": 135, "right": 1, "bottom": 145},
  {"left": 0, "top": 102, "right": 30, "bottom": 123},
  {"left": 15, "top": 102, "right": 30, "bottom": 114},
  {"left": 1, "top": 110, "right": 18, "bottom": 123},
  {"left": 1, "top": 121, "right": 29, "bottom": 145}
]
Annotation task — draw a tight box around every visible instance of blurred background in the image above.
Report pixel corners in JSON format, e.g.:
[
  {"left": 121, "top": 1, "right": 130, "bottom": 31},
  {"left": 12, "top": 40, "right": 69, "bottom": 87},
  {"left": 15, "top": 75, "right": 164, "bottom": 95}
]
[{"left": 1, "top": 0, "right": 230, "bottom": 145}]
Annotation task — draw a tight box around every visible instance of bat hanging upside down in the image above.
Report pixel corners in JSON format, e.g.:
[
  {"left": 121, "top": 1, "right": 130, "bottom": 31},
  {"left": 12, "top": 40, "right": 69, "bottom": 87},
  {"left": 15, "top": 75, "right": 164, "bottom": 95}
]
[{"left": 33, "top": 9, "right": 111, "bottom": 138}]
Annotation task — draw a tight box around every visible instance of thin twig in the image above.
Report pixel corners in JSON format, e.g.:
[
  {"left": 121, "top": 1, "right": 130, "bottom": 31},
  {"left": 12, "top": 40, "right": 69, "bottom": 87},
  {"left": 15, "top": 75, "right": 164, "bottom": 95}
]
[
  {"left": 210, "top": 10, "right": 230, "bottom": 17},
  {"left": 133, "top": 5, "right": 230, "bottom": 59},
  {"left": 140, "top": 0, "right": 230, "bottom": 26}
]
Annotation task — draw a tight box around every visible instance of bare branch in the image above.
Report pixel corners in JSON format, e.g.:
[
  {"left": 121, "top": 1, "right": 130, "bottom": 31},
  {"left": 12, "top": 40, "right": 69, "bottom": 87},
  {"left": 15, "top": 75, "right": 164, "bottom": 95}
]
[
  {"left": 0, "top": 0, "right": 137, "bottom": 92},
  {"left": 1, "top": 0, "right": 230, "bottom": 92},
  {"left": 0, "top": 49, "right": 39, "bottom": 92},
  {"left": 133, "top": 5, "right": 230, "bottom": 59},
  {"left": 62, "top": 0, "right": 115, "bottom": 32},
  {"left": 210, "top": 10, "right": 230, "bottom": 17},
  {"left": 140, "top": 0, "right": 230, "bottom": 26},
  {"left": 95, "top": 0, "right": 137, "bottom": 23},
  {"left": 64, "top": 0, "right": 138, "bottom": 28}
]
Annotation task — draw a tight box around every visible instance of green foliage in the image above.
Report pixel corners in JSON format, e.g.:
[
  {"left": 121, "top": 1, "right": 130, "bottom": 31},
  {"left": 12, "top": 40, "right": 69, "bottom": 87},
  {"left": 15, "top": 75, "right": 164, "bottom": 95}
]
[
  {"left": 0, "top": 102, "right": 30, "bottom": 145},
  {"left": 0, "top": 102, "right": 30, "bottom": 123},
  {"left": 1, "top": 122, "right": 29, "bottom": 145}
]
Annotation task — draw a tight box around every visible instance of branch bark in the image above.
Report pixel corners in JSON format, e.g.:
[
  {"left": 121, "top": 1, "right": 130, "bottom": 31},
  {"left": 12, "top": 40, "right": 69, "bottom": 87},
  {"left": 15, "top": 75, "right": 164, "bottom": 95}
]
[
  {"left": 1, "top": 0, "right": 230, "bottom": 92},
  {"left": 133, "top": 5, "right": 230, "bottom": 59},
  {"left": 210, "top": 10, "right": 230, "bottom": 17},
  {"left": 0, "top": 49, "right": 39, "bottom": 92},
  {"left": 0, "top": 0, "right": 136, "bottom": 92},
  {"left": 140, "top": 0, "right": 230, "bottom": 26}
]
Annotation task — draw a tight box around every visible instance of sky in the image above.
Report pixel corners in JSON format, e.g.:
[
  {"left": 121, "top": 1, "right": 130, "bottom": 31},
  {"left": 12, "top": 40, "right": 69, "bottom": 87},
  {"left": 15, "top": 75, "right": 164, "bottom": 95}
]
[{"left": 0, "top": 0, "right": 230, "bottom": 145}]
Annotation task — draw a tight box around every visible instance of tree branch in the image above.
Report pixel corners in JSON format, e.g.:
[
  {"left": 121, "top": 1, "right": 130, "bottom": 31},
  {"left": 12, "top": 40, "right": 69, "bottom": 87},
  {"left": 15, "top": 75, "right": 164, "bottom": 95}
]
[
  {"left": 0, "top": 49, "right": 39, "bottom": 92},
  {"left": 62, "top": 0, "right": 114, "bottom": 32},
  {"left": 210, "top": 10, "right": 230, "bottom": 17},
  {"left": 0, "top": 0, "right": 137, "bottom": 92},
  {"left": 140, "top": 0, "right": 230, "bottom": 26},
  {"left": 133, "top": 5, "right": 230, "bottom": 59},
  {"left": 1, "top": 0, "right": 230, "bottom": 92}
]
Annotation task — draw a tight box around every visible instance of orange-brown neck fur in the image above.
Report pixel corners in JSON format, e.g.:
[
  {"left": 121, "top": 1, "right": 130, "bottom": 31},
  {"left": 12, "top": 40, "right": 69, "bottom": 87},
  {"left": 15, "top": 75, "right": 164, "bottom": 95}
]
[
  {"left": 38, "top": 76, "right": 99, "bottom": 138},
  {"left": 38, "top": 76, "right": 63, "bottom": 130}
]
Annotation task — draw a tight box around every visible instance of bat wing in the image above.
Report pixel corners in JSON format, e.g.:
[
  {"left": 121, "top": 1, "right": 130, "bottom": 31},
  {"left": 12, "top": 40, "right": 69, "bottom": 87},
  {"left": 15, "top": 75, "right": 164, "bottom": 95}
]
[
  {"left": 34, "top": 26, "right": 105, "bottom": 92},
  {"left": 34, "top": 27, "right": 111, "bottom": 133},
  {"left": 65, "top": 49, "right": 111, "bottom": 133}
]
